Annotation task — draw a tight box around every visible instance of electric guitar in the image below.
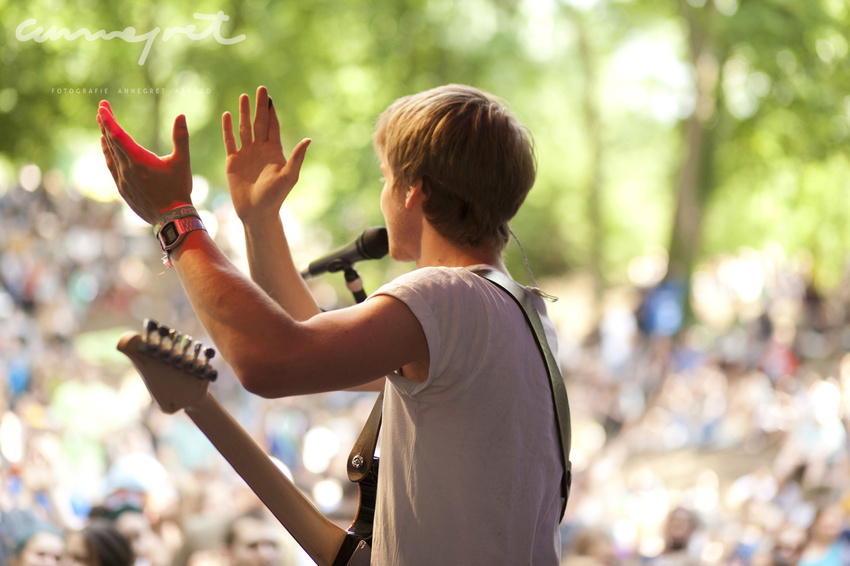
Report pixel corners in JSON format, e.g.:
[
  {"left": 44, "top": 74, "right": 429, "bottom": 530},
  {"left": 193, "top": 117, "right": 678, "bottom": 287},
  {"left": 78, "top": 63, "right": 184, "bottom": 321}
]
[{"left": 117, "top": 320, "right": 372, "bottom": 566}]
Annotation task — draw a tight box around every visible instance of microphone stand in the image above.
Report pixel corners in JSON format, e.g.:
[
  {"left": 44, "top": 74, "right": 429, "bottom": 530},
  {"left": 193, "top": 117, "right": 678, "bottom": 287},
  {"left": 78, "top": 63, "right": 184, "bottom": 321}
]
[
  {"left": 343, "top": 266, "right": 368, "bottom": 304},
  {"left": 334, "top": 262, "right": 383, "bottom": 562}
]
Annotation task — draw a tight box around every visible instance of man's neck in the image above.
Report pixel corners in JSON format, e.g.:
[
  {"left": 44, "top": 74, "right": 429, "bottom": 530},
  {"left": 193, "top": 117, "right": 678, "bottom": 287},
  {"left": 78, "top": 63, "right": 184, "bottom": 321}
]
[{"left": 415, "top": 224, "right": 506, "bottom": 272}]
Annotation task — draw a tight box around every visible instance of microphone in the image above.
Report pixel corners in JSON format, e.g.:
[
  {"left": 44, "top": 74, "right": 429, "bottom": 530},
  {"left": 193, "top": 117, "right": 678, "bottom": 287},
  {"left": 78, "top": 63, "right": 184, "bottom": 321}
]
[{"left": 299, "top": 227, "right": 389, "bottom": 278}]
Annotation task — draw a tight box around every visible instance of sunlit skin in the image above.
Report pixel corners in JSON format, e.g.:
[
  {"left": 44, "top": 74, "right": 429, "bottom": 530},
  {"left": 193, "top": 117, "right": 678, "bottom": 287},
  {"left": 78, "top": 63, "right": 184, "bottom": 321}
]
[
  {"left": 664, "top": 507, "right": 696, "bottom": 552},
  {"left": 810, "top": 504, "right": 844, "bottom": 543},
  {"left": 96, "top": 87, "right": 431, "bottom": 397},
  {"left": 376, "top": 156, "right": 501, "bottom": 270},
  {"left": 772, "top": 524, "right": 806, "bottom": 565},
  {"left": 800, "top": 503, "right": 847, "bottom": 563},
  {"left": 61, "top": 532, "right": 91, "bottom": 566},
  {"left": 96, "top": 86, "right": 543, "bottom": 564},
  {"left": 97, "top": 101, "right": 192, "bottom": 223},
  {"left": 97, "top": 86, "right": 506, "bottom": 396},
  {"left": 221, "top": 92, "right": 311, "bottom": 226},
  {"left": 113, "top": 511, "right": 154, "bottom": 566},
  {"left": 14, "top": 532, "right": 64, "bottom": 566},
  {"left": 378, "top": 158, "right": 424, "bottom": 264},
  {"left": 98, "top": 88, "right": 318, "bottom": 324},
  {"left": 219, "top": 89, "right": 317, "bottom": 323},
  {"left": 226, "top": 517, "right": 282, "bottom": 566}
]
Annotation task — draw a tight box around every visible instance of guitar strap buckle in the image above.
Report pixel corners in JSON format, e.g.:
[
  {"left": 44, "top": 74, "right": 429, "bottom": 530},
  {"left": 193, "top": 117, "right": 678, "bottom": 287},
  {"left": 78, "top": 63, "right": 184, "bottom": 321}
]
[{"left": 347, "top": 389, "right": 383, "bottom": 483}]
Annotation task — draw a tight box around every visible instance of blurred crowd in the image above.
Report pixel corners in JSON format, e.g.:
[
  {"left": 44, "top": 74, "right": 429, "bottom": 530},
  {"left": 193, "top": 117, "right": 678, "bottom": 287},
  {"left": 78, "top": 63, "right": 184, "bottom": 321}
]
[
  {"left": 1, "top": 175, "right": 849, "bottom": 566},
  {"left": 554, "top": 245, "right": 850, "bottom": 564}
]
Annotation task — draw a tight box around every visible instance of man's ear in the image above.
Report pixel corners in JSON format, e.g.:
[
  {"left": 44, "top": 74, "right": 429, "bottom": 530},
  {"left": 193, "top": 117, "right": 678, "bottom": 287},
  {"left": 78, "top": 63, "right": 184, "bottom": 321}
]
[{"left": 405, "top": 179, "right": 424, "bottom": 209}]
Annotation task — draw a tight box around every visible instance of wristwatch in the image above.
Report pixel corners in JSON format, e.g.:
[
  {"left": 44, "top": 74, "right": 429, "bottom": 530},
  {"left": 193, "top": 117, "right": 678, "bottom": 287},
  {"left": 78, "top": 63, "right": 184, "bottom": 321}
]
[{"left": 157, "top": 215, "right": 206, "bottom": 252}]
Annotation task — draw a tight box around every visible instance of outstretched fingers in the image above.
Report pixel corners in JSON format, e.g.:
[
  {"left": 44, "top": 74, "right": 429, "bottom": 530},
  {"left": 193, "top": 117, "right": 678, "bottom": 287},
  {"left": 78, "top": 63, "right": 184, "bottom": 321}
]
[
  {"left": 97, "top": 104, "right": 128, "bottom": 143},
  {"left": 98, "top": 105, "right": 147, "bottom": 166},
  {"left": 98, "top": 100, "right": 114, "bottom": 119},
  {"left": 97, "top": 115, "right": 135, "bottom": 205},
  {"left": 171, "top": 114, "right": 190, "bottom": 163},
  {"left": 222, "top": 111, "right": 237, "bottom": 155},
  {"left": 253, "top": 86, "right": 270, "bottom": 143},
  {"left": 99, "top": 132, "right": 120, "bottom": 186},
  {"left": 98, "top": 112, "right": 131, "bottom": 168},
  {"left": 268, "top": 98, "right": 281, "bottom": 144},
  {"left": 238, "top": 93, "right": 252, "bottom": 149},
  {"left": 96, "top": 106, "right": 120, "bottom": 183},
  {"left": 286, "top": 138, "right": 312, "bottom": 178}
]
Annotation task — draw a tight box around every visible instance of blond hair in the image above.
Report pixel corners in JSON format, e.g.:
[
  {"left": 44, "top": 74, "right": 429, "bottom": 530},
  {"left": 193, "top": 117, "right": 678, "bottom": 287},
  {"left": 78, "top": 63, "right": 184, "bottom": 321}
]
[{"left": 373, "top": 84, "right": 536, "bottom": 250}]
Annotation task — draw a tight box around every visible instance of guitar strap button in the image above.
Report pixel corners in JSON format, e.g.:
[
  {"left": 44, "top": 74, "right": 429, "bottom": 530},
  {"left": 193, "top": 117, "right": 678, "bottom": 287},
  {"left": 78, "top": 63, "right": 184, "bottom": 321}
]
[{"left": 351, "top": 454, "right": 365, "bottom": 469}]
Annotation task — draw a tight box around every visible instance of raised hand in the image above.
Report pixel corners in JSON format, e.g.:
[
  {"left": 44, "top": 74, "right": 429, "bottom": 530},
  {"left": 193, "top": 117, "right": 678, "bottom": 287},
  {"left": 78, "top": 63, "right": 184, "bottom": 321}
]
[
  {"left": 222, "top": 86, "right": 311, "bottom": 224},
  {"left": 97, "top": 101, "right": 193, "bottom": 224}
]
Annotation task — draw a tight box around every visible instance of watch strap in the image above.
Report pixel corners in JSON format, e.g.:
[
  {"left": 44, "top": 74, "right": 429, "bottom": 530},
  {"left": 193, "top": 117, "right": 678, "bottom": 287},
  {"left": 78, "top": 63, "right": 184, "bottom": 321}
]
[
  {"left": 158, "top": 215, "right": 206, "bottom": 252},
  {"left": 153, "top": 205, "right": 199, "bottom": 238}
]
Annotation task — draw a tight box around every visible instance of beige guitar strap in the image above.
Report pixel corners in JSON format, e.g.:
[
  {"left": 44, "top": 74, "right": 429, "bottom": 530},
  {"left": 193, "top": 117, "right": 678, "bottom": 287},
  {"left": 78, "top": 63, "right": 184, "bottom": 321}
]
[
  {"left": 473, "top": 268, "right": 572, "bottom": 520},
  {"left": 347, "top": 269, "right": 572, "bottom": 520}
]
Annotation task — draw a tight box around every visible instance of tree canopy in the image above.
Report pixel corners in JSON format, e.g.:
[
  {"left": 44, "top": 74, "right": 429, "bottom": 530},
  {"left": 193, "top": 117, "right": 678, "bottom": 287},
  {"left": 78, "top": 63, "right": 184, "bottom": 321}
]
[{"left": 2, "top": 0, "right": 849, "bottom": 323}]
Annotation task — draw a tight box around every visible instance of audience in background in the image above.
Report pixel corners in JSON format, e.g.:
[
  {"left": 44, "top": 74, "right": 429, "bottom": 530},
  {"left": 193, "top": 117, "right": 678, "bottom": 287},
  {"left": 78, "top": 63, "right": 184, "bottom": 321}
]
[
  {"left": 4, "top": 522, "right": 63, "bottom": 566},
  {"left": 221, "top": 509, "right": 291, "bottom": 566},
  {"left": 1, "top": 179, "right": 849, "bottom": 565},
  {"left": 63, "top": 520, "right": 134, "bottom": 566}
]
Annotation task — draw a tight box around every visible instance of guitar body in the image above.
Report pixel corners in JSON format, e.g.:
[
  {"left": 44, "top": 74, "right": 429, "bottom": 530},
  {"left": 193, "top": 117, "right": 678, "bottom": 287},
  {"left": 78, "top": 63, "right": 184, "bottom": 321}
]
[
  {"left": 349, "top": 457, "right": 379, "bottom": 543},
  {"left": 330, "top": 457, "right": 378, "bottom": 566},
  {"left": 117, "top": 321, "right": 373, "bottom": 566},
  {"left": 333, "top": 536, "right": 372, "bottom": 566}
]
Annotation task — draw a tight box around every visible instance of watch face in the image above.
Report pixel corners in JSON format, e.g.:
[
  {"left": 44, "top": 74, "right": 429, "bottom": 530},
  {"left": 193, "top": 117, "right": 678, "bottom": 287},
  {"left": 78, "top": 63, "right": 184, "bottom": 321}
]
[{"left": 161, "top": 223, "right": 180, "bottom": 246}]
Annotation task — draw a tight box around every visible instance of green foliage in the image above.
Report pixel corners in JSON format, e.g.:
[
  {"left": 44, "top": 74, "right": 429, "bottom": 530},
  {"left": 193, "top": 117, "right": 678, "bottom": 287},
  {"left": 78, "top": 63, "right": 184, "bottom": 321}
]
[{"left": 1, "top": 0, "right": 849, "bottom": 292}]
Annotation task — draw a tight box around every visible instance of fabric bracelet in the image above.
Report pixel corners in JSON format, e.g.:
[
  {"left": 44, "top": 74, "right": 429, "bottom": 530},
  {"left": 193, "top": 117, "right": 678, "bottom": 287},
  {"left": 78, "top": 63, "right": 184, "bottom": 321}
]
[{"left": 153, "top": 205, "right": 199, "bottom": 238}]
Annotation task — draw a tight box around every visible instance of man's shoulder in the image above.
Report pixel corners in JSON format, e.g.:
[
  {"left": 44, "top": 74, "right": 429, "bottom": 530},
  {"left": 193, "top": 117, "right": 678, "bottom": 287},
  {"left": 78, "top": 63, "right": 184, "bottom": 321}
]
[
  {"left": 384, "top": 265, "right": 481, "bottom": 292},
  {"left": 373, "top": 266, "right": 495, "bottom": 329}
]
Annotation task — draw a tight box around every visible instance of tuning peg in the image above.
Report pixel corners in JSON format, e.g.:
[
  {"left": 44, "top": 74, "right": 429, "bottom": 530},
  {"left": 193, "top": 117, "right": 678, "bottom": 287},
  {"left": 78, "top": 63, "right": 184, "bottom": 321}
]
[
  {"left": 154, "top": 327, "right": 173, "bottom": 358},
  {"left": 188, "top": 342, "right": 207, "bottom": 376},
  {"left": 200, "top": 347, "right": 217, "bottom": 381},
  {"left": 157, "top": 327, "right": 188, "bottom": 360},
  {"left": 177, "top": 336, "right": 194, "bottom": 367},
  {"left": 168, "top": 331, "right": 182, "bottom": 355},
  {"left": 172, "top": 336, "right": 193, "bottom": 370},
  {"left": 157, "top": 325, "right": 170, "bottom": 345},
  {"left": 204, "top": 366, "right": 219, "bottom": 382},
  {"left": 144, "top": 319, "right": 159, "bottom": 340},
  {"left": 136, "top": 320, "right": 219, "bottom": 382},
  {"left": 140, "top": 319, "right": 160, "bottom": 353}
]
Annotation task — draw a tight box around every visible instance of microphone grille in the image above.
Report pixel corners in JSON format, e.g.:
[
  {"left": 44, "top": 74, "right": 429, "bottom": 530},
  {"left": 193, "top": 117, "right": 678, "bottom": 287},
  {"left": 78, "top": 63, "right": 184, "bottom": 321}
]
[{"left": 359, "top": 227, "right": 389, "bottom": 259}]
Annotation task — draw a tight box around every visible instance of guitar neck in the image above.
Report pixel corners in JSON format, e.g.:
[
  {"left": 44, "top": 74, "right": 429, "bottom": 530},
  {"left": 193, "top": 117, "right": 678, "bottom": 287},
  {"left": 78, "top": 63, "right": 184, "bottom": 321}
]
[
  {"left": 118, "top": 328, "right": 347, "bottom": 566},
  {"left": 117, "top": 326, "right": 365, "bottom": 566},
  {"left": 183, "top": 392, "right": 346, "bottom": 566}
]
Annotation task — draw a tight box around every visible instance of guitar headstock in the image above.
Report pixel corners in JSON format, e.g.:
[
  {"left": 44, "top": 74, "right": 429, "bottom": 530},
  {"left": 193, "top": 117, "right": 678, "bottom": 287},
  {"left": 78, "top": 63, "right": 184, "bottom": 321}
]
[{"left": 117, "top": 319, "right": 218, "bottom": 414}]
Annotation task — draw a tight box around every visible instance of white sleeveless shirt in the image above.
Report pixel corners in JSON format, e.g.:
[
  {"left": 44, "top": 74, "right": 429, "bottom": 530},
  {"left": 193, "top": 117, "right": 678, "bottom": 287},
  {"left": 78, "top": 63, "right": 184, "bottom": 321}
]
[{"left": 369, "top": 266, "right": 563, "bottom": 565}]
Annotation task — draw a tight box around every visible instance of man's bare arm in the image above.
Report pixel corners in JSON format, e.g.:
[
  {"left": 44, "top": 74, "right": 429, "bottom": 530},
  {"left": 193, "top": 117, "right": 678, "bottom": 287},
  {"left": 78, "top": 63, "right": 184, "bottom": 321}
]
[
  {"left": 98, "top": 96, "right": 426, "bottom": 396},
  {"left": 222, "top": 87, "right": 320, "bottom": 321},
  {"left": 242, "top": 215, "right": 321, "bottom": 321},
  {"left": 170, "top": 230, "right": 425, "bottom": 396}
]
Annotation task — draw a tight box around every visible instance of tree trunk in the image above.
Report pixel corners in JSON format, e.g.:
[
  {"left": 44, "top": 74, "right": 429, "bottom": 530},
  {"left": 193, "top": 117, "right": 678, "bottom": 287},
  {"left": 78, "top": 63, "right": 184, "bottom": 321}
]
[
  {"left": 666, "top": 1, "right": 720, "bottom": 323},
  {"left": 572, "top": 7, "right": 605, "bottom": 321}
]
